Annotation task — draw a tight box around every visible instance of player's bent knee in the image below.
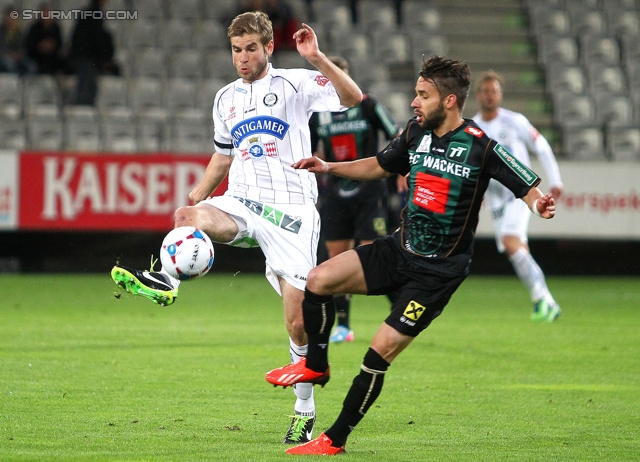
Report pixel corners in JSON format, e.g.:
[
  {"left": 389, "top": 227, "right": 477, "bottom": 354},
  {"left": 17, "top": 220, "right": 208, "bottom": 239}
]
[{"left": 306, "top": 266, "right": 334, "bottom": 295}]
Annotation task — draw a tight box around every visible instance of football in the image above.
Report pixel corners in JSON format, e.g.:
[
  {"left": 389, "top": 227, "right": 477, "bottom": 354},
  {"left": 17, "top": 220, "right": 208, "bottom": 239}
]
[{"left": 159, "top": 226, "right": 214, "bottom": 280}]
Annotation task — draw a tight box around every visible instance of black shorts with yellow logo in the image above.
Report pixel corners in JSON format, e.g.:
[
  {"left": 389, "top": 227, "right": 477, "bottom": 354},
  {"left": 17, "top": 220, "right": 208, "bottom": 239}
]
[{"left": 355, "top": 232, "right": 468, "bottom": 337}]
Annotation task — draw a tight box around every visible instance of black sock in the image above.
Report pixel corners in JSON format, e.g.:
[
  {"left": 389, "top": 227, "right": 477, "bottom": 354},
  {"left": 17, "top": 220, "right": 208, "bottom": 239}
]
[
  {"left": 325, "top": 348, "right": 390, "bottom": 447},
  {"left": 334, "top": 294, "right": 351, "bottom": 328},
  {"left": 303, "top": 288, "right": 335, "bottom": 372}
]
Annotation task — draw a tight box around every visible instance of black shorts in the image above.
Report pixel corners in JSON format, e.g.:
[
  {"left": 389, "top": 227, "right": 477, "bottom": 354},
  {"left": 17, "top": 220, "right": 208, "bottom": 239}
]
[
  {"left": 355, "top": 234, "right": 468, "bottom": 337},
  {"left": 320, "top": 185, "right": 388, "bottom": 242}
]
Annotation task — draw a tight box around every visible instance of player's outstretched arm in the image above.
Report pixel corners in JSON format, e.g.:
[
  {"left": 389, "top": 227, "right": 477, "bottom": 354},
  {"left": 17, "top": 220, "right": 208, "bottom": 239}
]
[
  {"left": 293, "top": 23, "right": 362, "bottom": 107},
  {"left": 523, "top": 189, "right": 556, "bottom": 219},
  {"left": 293, "top": 156, "right": 390, "bottom": 181},
  {"left": 189, "top": 152, "right": 233, "bottom": 204}
]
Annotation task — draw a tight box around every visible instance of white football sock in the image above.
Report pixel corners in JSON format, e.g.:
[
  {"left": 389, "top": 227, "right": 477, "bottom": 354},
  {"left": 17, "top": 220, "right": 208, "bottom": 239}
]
[
  {"left": 509, "top": 247, "right": 550, "bottom": 302},
  {"left": 289, "top": 337, "right": 315, "bottom": 414}
]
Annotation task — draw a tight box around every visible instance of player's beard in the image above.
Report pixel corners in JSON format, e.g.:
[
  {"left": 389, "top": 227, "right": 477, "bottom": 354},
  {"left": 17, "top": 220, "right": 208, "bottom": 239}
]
[
  {"left": 420, "top": 100, "right": 447, "bottom": 131},
  {"left": 239, "top": 55, "right": 270, "bottom": 83}
]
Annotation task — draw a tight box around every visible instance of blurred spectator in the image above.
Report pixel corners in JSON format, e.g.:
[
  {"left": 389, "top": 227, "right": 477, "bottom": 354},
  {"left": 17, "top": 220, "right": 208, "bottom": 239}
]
[
  {"left": 25, "top": 2, "right": 66, "bottom": 74},
  {"left": 69, "top": 0, "right": 119, "bottom": 105},
  {"left": 0, "top": 6, "right": 37, "bottom": 75},
  {"left": 238, "top": 0, "right": 300, "bottom": 50}
]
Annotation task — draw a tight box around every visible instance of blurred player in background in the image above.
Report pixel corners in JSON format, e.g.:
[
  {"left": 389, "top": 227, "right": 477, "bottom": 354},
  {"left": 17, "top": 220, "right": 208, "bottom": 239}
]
[
  {"left": 473, "top": 70, "right": 562, "bottom": 322},
  {"left": 265, "top": 55, "right": 558, "bottom": 455},
  {"left": 111, "top": 11, "right": 362, "bottom": 444},
  {"left": 310, "top": 56, "right": 401, "bottom": 343}
]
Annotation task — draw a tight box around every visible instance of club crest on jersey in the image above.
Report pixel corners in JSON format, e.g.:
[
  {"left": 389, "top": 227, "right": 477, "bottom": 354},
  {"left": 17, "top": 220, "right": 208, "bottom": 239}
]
[
  {"left": 263, "top": 92, "right": 278, "bottom": 106},
  {"left": 231, "top": 115, "right": 290, "bottom": 148},
  {"left": 241, "top": 136, "right": 278, "bottom": 161}
]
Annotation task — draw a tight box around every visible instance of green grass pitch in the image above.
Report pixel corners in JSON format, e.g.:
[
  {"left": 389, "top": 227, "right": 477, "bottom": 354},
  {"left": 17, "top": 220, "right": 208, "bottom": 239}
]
[{"left": 0, "top": 273, "right": 638, "bottom": 461}]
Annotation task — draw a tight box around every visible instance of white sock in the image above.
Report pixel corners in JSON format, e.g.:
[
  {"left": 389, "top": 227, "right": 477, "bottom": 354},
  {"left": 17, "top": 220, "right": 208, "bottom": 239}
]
[
  {"left": 289, "top": 338, "right": 315, "bottom": 414},
  {"left": 509, "top": 247, "right": 550, "bottom": 302}
]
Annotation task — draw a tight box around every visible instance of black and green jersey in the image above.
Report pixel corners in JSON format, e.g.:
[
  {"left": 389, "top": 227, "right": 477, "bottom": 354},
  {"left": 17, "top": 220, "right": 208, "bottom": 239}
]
[
  {"left": 378, "top": 118, "right": 540, "bottom": 264},
  {"left": 310, "top": 94, "right": 400, "bottom": 197}
]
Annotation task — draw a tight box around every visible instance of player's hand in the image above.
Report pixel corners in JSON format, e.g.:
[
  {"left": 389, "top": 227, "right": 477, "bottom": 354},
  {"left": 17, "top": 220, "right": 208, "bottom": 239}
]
[
  {"left": 293, "top": 23, "right": 319, "bottom": 61},
  {"left": 536, "top": 192, "right": 556, "bottom": 219},
  {"left": 292, "top": 156, "right": 328, "bottom": 174}
]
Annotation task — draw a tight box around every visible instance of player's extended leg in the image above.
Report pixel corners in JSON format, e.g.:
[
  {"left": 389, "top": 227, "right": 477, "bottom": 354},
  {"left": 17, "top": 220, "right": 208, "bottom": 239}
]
[
  {"left": 503, "top": 235, "right": 561, "bottom": 322},
  {"left": 266, "top": 249, "right": 368, "bottom": 387},
  {"left": 111, "top": 204, "right": 238, "bottom": 306},
  {"left": 280, "top": 280, "right": 317, "bottom": 444},
  {"left": 286, "top": 324, "right": 414, "bottom": 455}
]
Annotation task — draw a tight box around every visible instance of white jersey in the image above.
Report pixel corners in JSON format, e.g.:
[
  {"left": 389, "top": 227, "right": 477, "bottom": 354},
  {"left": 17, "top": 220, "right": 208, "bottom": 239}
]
[
  {"left": 472, "top": 107, "right": 563, "bottom": 211},
  {"left": 213, "top": 64, "right": 347, "bottom": 205}
]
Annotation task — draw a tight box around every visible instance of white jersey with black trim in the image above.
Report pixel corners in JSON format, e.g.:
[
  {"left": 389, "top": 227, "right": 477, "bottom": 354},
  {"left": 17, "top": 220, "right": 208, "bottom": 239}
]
[
  {"left": 213, "top": 64, "right": 347, "bottom": 205},
  {"left": 472, "top": 107, "right": 563, "bottom": 210}
]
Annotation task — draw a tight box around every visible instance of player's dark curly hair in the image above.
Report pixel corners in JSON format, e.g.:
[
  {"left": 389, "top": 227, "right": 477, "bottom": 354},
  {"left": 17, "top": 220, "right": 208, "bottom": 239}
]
[
  {"left": 228, "top": 11, "right": 274, "bottom": 46},
  {"left": 420, "top": 56, "right": 470, "bottom": 110}
]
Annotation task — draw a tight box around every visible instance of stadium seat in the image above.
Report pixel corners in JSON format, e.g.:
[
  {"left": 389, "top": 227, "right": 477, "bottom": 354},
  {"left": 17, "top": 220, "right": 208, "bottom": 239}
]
[
  {"left": 27, "top": 113, "right": 64, "bottom": 151},
  {"left": 136, "top": 113, "right": 167, "bottom": 152},
  {"left": 163, "top": 78, "right": 198, "bottom": 112},
  {"left": 372, "top": 30, "right": 410, "bottom": 65},
  {"left": 401, "top": 1, "right": 441, "bottom": 31},
  {"left": 562, "top": 126, "right": 606, "bottom": 161},
  {"left": 101, "top": 107, "right": 138, "bottom": 153},
  {"left": 168, "top": 49, "right": 204, "bottom": 79},
  {"left": 357, "top": 1, "right": 397, "bottom": 31},
  {"left": 594, "top": 94, "right": 634, "bottom": 127},
  {"left": 22, "top": 75, "right": 60, "bottom": 114},
  {"left": 530, "top": 8, "right": 570, "bottom": 37},
  {"left": 605, "top": 7, "right": 640, "bottom": 39},
  {"left": 196, "top": 78, "right": 225, "bottom": 116},
  {"left": 192, "top": 20, "right": 229, "bottom": 51},
  {"left": 127, "top": 77, "right": 166, "bottom": 116},
  {"left": 96, "top": 76, "right": 129, "bottom": 112},
  {"left": 63, "top": 106, "right": 101, "bottom": 151},
  {"left": 546, "top": 64, "right": 587, "bottom": 95},
  {"left": 124, "top": 19, "right": 159, "bottom": 51},
  {"left": 159, "top": 19, "right": 193, "bottom": 52},
  {"left": 569, "top": 9, "right": 607, "bottom": 38},
  {"left": 586, "top": 64, "right": 627, "bottom": 96},
  {"left": 204, "top": 49, "right": 237, "bottom": 80},
  {"left": 0, "top": 120, "right": 27, "bottom": 150},
  {"left": 131, "top": 48, "right": 167, "bottom": 79},
  {"left": 537, "top": 35, "right": 579, "bottom": 66},
  {"left": 553, "top": 92, "right": 596, "bottom": 127},
  {"left": 131, "top": 0, "right": 165, "bottom": 21},
  {"left": 606, "top": 126, "right": 640, "bottom": 161},
  {"left": 165, "top": 0, "right": 202, "bottom": 21},
  {"left": 0, "top": 73, "right": 22, "bottom": 119},
  {"left": 168, "top": 110, "right": 212, "bottom": 153},
  {"left": 580, "top": 35, "right": 621, "bottom": 68}
]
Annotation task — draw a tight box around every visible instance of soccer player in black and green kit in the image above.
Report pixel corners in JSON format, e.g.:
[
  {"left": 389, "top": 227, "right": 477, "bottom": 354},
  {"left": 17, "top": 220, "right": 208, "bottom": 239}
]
[
  {"left": 265, "top": 55, "right": 558, "bottom": 455},
  {"left": 309, "top": 56, "right": 401, "bottom": 343}
]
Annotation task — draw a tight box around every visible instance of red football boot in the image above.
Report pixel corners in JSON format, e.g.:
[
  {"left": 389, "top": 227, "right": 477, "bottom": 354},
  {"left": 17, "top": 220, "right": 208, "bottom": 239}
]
[
  {"left": 285, "top": 433, "right": 345, "bottom": 455},
  {"left": 265, "top": 358, "right": 330, "bottom": 388}
]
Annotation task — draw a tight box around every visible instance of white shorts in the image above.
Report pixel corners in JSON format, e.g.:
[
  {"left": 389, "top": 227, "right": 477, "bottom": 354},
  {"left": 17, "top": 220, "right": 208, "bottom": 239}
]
[
  {"left": 202, "top": 195, "right": 320, "bottom": 295},
  {"left": 490, "top": 196, "right": 530, "bottom": 253}
]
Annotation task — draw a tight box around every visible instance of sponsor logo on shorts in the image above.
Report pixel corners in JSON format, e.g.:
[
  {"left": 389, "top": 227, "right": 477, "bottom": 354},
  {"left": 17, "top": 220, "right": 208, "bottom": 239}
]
[
  {"left": 403, "top": 300, "right": 425, "bottom": 321},
  {"left": 235, "top": 197, "right": 302, "bottom": 234}
]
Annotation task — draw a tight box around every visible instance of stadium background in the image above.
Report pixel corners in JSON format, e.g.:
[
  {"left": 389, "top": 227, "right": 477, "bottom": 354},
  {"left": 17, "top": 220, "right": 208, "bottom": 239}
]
[{"left": 0, "top": 0, "right": 638, "bottom": 275}]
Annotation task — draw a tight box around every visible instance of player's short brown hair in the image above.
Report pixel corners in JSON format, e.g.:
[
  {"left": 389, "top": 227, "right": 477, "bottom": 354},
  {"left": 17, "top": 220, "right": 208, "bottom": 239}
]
[
  {"left": 474, "top": 70, "right": 504, "bottom": 94},
  {"left": 420, "top": 56, "right": 471, "bottom": 110},
  {"left": 228, "top": 11, "right": 274, "bottom": 46}
]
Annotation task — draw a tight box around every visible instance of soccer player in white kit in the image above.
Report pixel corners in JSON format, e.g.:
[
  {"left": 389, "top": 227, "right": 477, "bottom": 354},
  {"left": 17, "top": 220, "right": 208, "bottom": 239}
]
[
  {"left": 472, "top": 70, "right": 563, "bottom": 322},
  {"left": 111, "top": 11, "right": 363, "bottom": 443}
]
